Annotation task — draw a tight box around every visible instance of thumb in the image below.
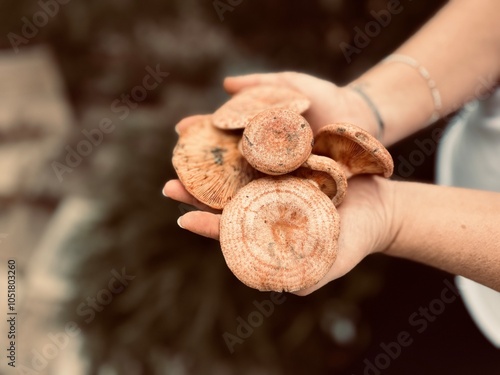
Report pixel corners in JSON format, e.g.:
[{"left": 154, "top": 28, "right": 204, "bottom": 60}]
[{"left": 224, "top": 73, "right": 289, "bottom": 94}]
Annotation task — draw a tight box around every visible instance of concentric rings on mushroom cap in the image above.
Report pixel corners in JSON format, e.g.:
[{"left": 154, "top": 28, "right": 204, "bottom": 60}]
[
  {"left": 220, "top": 176, "right": 340, "bottom": 292},
  {"left": 213, "top": 85, "right": 311, "bottom": 130},
  {"left": 172, "top": 116, "right": 259, "bottom": 210},
  {"left": 313, "top": 123, "right": 394, "bottom": 178}
]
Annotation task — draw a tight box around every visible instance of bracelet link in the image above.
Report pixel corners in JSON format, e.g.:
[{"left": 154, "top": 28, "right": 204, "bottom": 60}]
[{"left": 383, "top": 54, "right": 442, "bottom": 124}]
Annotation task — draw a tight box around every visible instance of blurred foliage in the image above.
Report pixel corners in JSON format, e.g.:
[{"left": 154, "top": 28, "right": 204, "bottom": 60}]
[{"left": 0, "top": 0, "right": 447, "bottom": 374}]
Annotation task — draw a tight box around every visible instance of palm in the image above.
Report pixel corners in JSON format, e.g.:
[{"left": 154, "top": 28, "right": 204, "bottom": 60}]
[
  {"left": 296, "top": 175, "right": 392, "bottom": 295},
  {"left": 163, "top": 176, "right": 393, "bottom": 295}
]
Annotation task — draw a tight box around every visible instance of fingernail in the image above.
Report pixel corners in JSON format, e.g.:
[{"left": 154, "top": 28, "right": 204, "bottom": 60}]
[
  {"left": 177, "top": 217, "right": 184, "bottom": 229},
  {"left": 162, "top": 188, "right": 169, "bottom": 198},
  {"left": 174, "top": 125, "right": 180, "bottom": 135}
]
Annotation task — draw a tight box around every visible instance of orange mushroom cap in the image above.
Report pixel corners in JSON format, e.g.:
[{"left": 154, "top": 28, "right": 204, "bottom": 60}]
[
  {"left": 213, "top": 85, "right": 310, "bottom": 130},
  {"left": 313, "top": 123, "right": 393, "bottom": 179},
  {"left": 172, "top": 116, "right": 260, "bottom": 210},
  {"left": 220, "top": 176, "right": 340, "bottom": 292},
  {"left": 241, "top": 109, "right": 314, "bottom": 175}
]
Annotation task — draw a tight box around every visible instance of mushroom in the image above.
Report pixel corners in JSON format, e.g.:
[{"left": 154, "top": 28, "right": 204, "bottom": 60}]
[
  {"left": 294, "top": 154, "right": 347, "bottom": 207},
  {"left": 241, "top": 109, "right": 314, "bottom": 175},
  {"left": 212, "top": 85, "right": 310, "bottom": 130},
  {"left": 220, "top": 175, "right": 340, "bottom": 292},
  {"left": 172, "top": 115, "right": 260, "bottom": 210},
  {"left": 313, "top": 123, "right": 393, "bottom": 179},
  {"left": 240, "top": 109, "right": 347, "bottom": 205}
]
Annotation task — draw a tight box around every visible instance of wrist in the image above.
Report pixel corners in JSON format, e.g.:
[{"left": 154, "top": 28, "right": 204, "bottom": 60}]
[
  {"left": 380, "top": 179, "right": 408, "bottom": 256},
  {"left": 335, "top": 86, "right": 381, "bottom": 138},
  {"left": 363, "top": 177, "right": 403, "bottom": 255},
  {"left": 348, "top": 84, "right": 385, "bottom": 142},
  {"left": 350, "top": 63, "right": 437, "bottom": 145},
  {"left": 343, "top": 176, "right": 403, "bottom": 256}
]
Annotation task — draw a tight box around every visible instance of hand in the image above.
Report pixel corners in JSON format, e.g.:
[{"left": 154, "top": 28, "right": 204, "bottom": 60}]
[
  {"left": 163, "top": 175, "right": 399, "bottom": 296},
  {"left": 168, "top": 73, "right": 396, "bottom": 295},
  {"left": 223, "top": 72, "right": 380, "bottom": 136}
]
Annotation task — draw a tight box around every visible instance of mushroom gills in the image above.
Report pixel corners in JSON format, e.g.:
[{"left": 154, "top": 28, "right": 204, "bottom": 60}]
[
  {"left": 172, "top": 116, "right": 259, "bottom": 210},
  {"left": 313, "top": 123, "right": 394, "bottom": 179}
]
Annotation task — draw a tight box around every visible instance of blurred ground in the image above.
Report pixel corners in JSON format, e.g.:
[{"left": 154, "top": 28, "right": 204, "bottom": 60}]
[{"left": 0, "top": 1, "right": 498, "bottom": 374}]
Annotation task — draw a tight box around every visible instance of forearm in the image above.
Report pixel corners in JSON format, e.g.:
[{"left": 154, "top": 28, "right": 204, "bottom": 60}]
[
  {"left": 351, "top": 0, "right": 500, "bottom": 146},
  {"left": 387, "top": 181, "right": 500, "bottom": 291}
]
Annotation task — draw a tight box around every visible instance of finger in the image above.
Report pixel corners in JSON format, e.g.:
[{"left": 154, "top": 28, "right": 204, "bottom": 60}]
[
  {"left": 224, "top": 73, "right": 288, "bottom": 94},
  {"left": 175, "top": 114, "right": 211, "bottom": 135},
  {"left": 178, "top": 211, "right": 221, "bottom": 240},
  {"left": 163, "top": 180, "right": 220, "bottom": 213}
]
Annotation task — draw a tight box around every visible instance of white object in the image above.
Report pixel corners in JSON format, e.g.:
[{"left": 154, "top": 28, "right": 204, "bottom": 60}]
[{"left": 436, "top": 88, "right": 500, "bottom": 348}]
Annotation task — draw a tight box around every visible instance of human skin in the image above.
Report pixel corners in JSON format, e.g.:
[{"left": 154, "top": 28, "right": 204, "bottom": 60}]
[
  {"left": 218, "top": 0, "right": 500, "bottom": 146},
  {"left": 352, "top": 0, "right": 500, "bottom": 145},
  {"left": 165, "top": 0, "right": 500, "bottom": 294},
  {"left": 164, "top": 176, "right": 500, "bottom": 294}
]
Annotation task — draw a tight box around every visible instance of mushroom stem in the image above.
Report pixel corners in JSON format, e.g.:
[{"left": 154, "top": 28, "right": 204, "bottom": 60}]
[
  {"left": 337, "top": 162, "right": 354, "bottom": 179},
  {"left": 297, "top": 154, "right": 348, "bottom": 206}
]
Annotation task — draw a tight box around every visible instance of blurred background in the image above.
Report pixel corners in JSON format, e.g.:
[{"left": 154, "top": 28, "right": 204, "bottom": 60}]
[{"left": 0, "top": 0, "right": 498, "bottom": 374}]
